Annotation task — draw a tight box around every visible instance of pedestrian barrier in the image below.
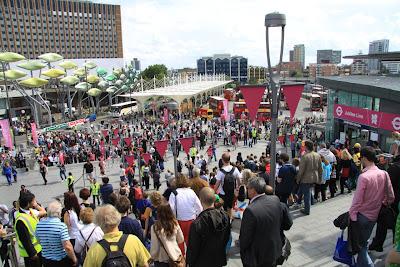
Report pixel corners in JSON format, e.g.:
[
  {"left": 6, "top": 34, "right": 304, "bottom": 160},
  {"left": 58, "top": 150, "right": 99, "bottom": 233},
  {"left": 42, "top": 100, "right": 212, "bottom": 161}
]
[{"left": 1, "top": 232, "right": 19, "bottom": 267}]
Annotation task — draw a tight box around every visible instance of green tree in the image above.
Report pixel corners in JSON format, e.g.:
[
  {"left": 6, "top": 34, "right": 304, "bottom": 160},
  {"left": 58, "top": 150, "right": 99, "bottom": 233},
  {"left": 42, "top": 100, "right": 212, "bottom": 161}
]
[
  {"left": 248, "top": 77, "right": 258, "bottom": 85},
  {"left": 141, "top": 64, "right": 168, "bottom": 80}
]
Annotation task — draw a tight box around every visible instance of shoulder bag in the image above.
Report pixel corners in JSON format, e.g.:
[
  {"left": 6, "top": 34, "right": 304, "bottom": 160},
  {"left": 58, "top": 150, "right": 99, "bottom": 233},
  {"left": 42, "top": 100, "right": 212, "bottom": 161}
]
[
  {"left": 154, "top": 228, "right": 185, "bottom": 267},
  {"left": 377, "top": 172, "right": 396, "bottom": 229}
]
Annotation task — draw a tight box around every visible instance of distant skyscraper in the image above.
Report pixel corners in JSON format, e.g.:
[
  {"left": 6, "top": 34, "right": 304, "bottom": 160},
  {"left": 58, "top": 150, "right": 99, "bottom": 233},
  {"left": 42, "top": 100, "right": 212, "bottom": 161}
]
[
  {"left": 368, "top": 39, "right": 389, "bottom": 73},
  {"left": 133, "top": 58, "right": 141, "bottom": 71},
  {"left": 197, "top": 54, "right": 248, "bottom": 83},
  {"left": 289, "top": 50, "right": 294, "bottom": 62},
  {"left": 317, "top": 50, "right": 341, "bottom": 64},
  {"left": 293, "top": 44, "right": 305, "bottom": 69}
]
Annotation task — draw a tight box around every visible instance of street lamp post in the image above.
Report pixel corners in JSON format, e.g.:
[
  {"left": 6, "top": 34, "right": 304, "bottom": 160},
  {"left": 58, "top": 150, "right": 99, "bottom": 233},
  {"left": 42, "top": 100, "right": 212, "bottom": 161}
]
[{"left": 265, "top": 12, "right": 286, "bottom": 192}]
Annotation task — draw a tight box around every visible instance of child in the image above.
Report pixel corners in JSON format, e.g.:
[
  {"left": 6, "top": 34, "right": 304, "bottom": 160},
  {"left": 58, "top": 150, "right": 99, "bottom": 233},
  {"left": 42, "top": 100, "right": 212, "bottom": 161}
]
[
  {"left": 66, "top": 172, "right": 74, "bottom": 192},
  {"left": 90, "top": 178, "right": 101, "bottom": 207}
]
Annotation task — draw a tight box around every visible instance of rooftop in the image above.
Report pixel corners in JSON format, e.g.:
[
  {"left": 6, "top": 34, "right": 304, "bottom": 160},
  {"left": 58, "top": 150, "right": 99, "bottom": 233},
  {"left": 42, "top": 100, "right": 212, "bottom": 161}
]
[
  {"left": 318, "top": 75, "right": 400, "bottom": 101},
  {"left": 343, "top": 51, "right": 400, "bottom": 61}
]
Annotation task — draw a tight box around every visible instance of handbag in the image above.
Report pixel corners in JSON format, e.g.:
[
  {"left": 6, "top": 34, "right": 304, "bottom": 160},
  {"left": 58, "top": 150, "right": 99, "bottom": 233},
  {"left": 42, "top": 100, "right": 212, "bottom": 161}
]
[
  {"left": 378, "top": 172, "right": 396, "bottom": 230},
  {"left": 333, "top": 230, "right": 356, "bottom": 267},
  {"left": 154, "top": 229, "right": 186, "bottom": 267}
]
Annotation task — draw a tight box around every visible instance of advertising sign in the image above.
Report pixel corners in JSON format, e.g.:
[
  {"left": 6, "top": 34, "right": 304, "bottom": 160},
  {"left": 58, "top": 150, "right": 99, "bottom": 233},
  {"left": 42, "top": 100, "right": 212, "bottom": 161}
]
[{"left": 334, "top": 104, "right": 400, "bottom": 132}]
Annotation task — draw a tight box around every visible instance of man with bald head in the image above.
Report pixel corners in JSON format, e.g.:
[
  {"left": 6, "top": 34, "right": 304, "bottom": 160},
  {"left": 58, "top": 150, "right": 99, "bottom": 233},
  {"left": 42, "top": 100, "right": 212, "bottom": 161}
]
[{"left": 187, "top": 187, "right": 231, "bottom": 267}]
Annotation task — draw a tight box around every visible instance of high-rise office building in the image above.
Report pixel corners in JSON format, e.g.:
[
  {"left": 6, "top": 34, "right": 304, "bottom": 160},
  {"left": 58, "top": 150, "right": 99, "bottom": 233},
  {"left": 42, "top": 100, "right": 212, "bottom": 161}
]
[
  {"left": 132, "top": 58, "right": 141, "bottom": 71},
  {"left": 368, "top": 39, "right": 389, "bottom": 73},
  {"left": 293, "top": 44, "right": 305, "bottom": 69},
  {"left": 197, "top": 54, "right": 248, "bottom": 83},
  {"left": 0, "top": 0, "right": 123, "bottom": 67},
  {"left": 317, "top": 50, "right": 341, "bottom": 64},
  {"left": 289, "top": 50, "right": 294, "bottom": 62}
]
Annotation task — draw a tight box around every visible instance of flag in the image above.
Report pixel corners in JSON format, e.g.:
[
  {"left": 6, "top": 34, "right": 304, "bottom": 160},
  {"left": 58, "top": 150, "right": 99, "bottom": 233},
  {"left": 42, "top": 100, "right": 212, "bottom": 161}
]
[
  {"left": 179, "top": 137, "right": 194, "bottom": 154},
  {"left": 240, "top": 85, "right": 266, "bottom": 121},
  {"left": 154, "top": 140, "right": 169, "bottom": 158},
  {"left": 0, "top": 119, "right": 13, "bottom": 150},
  {"left": 31, "top": 122, "right": 38, "bottom": 146},
  {"left": 281, "top": 84, "right": 304, "bottom": 122}
]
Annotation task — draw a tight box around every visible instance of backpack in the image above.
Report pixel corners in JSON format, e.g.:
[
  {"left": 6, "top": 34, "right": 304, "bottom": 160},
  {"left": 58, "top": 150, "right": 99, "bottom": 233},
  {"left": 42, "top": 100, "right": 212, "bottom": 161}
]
[
  {"left": 134, "top": 187, "right": 143, "bottom": 200},
  {"left": 237, "top": 185, "right": 246, "bottom": 202},
  {"left": 221, "top": 168, "right": 236, "bottom": 195},
  {"left": 79, "top": 227, "right": 97, "bottom": 263},
  {"left": 98, "top": 234, "right": 132, "bottom": 267}
]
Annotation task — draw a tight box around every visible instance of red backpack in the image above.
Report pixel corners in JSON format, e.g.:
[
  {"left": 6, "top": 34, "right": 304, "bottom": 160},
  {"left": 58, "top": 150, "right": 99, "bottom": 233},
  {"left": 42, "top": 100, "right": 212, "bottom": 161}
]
[{"left": 134, "top": 187, "right": 143, "bottom": 200}]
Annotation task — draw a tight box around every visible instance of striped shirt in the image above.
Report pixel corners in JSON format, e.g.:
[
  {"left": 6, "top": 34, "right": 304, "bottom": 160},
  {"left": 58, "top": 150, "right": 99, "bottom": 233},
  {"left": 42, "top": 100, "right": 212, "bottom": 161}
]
[{"left": 35, "top": 217, "right": 70, "bottom": 261}]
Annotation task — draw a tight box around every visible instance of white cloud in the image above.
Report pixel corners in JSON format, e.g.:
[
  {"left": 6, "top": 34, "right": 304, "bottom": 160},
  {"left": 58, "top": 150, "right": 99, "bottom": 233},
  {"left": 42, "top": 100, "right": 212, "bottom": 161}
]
[{"left": 112, "top": 0, "right": 400, "bottom": 69}]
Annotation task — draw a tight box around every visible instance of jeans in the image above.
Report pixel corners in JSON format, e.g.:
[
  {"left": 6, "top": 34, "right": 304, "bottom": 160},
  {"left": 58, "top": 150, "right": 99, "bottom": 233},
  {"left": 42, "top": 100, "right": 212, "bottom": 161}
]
[
  {"left": 298, "top": 183, "right": 312, "bottom": 214},
  {"left": 5, "top": 174, "right": 12, "bottom": 185},
  {"left": 60, "top": 171, "right": 66, "bottom": 180},
  {"left": 356, "top": 213, "right": 375, "bottom": 267}
]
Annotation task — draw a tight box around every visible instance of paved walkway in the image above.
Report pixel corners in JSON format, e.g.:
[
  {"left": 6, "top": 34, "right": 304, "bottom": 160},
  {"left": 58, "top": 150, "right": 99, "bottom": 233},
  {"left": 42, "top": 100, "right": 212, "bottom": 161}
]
[{"left": 227, "top": 192, "right": 392, "bottom": 267}]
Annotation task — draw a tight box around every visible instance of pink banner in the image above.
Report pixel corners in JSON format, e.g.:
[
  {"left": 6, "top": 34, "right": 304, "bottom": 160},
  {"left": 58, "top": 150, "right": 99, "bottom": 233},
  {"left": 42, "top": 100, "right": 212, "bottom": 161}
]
[
  {"left": 142, "top": 153, "right": 151, "bottom": 164},
  {"left": 334, "top": 104, "right": 400, "bottom": 132},
  {"left": 154, "top": 140, "right": 169, "bottom": 158},
  {"left": 222, "top": 99, "right": 229, "bottom": 120},
  {"left": 240, "top": 86, "right": 266, "bottom": 121},
  {"left": 124, "top": 137, "right": 132, "bottom": 147},
  {"left": 113, "top": 128, "right": 119, "bottom": 136},
  {"left": 179, "top": 137, "right": 194, "bottom": 154},
  {"left": 101, "top": 130, "right": 109, "bottom": 137},
  {"left": 100, "top": 146, "right": 105, "bottom": 156},
  {"left": 125, "top": 155, "right": 135, "bottom": 166},
  {"left": 278, "top": 135, "right": 285, "bottom": 144},
  {"left": 0, "top": 119, "right": 13, "bottom": 150},
  {"left": 282, "top": 84, "right": 304, "bottom": 122},
  {"left": 111, "top": 137, "right": 120, "bottom": 147},
  {"left": 163, "top": 108, "right": 169, "bottom": 125},
  {"left": 31, "top": 122, "right": 38, "bottom": 146}
]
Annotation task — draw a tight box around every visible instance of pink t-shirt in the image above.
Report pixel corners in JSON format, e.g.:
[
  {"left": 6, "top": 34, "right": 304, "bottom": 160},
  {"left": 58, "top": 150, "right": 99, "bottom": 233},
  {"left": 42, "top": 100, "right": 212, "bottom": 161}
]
[{"left": 349, "top": 165, "right": 394, "bottom": 221}]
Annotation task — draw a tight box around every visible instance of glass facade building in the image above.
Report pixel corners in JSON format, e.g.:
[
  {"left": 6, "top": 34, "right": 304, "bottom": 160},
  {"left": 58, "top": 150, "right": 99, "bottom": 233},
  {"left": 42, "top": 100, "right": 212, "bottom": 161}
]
[
  {"left": 197, "top": 54, "right": 248, "bottom": 83},
  {"left": 0, "top": 0, "right": 123, "bottom": 59}
]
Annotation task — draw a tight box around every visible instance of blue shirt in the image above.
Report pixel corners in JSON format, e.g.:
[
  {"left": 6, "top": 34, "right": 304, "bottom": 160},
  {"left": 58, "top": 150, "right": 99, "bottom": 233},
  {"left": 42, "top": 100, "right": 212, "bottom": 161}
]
[
  {"left": 35, "top": 217, "right": 70, "bottom": 261},
  {"left": 118, "top": 216, "right": 144, "bottom": 243}
]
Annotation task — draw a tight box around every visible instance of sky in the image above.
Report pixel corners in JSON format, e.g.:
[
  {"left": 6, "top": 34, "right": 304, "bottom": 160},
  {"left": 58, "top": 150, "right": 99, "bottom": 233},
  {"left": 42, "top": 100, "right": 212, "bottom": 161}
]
[{"left": 104, "top": 0, "right": 400, "bottom": 69}]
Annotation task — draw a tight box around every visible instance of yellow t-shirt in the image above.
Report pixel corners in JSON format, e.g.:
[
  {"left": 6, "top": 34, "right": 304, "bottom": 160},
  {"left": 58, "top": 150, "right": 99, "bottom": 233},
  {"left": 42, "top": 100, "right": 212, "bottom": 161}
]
[{"left": 83, "top": 231, "right": 150, "bottom": 267}]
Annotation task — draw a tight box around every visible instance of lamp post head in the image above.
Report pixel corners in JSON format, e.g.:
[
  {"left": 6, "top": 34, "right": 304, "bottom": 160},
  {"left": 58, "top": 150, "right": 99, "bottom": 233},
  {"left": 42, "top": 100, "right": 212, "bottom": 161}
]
[{"left": 265, "top": 12, "right": 286, "bottom": 27}]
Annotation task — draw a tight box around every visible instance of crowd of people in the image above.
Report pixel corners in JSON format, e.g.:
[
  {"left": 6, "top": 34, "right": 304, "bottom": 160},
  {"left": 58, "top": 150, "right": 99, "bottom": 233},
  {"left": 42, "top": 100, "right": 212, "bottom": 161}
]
[{"left": 1, "top": 111, "right": 400, "bottom": 267}]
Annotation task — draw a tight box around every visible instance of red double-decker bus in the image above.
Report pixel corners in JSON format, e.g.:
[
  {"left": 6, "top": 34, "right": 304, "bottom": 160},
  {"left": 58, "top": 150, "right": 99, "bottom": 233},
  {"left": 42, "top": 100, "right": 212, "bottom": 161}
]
[
  {"left": 233, "top": 101, "right": 271, "bottom": 121},
  {"left": 209, "top": 96, "right": 225, "bottom": 116}
]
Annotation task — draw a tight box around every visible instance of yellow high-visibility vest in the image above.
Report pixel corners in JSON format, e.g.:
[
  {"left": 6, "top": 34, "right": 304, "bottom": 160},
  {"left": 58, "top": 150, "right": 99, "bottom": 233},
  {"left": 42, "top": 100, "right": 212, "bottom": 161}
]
[{"left": 14, "top": 210, "right": 42, "bottom": 257}]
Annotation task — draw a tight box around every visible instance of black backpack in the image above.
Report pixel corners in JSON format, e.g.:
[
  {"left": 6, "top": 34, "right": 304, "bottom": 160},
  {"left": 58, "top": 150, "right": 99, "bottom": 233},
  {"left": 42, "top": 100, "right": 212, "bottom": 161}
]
[
  {"left": 98, "top": 234, "right": 132, "bottom": 267},
  {"left": 221, "top": 168, "right": 236, "bottom": 195}
]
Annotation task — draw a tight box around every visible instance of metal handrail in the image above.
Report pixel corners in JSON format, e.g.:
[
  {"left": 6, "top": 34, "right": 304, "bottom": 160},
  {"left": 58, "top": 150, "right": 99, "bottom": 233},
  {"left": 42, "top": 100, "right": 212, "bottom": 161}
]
[{"left": 1, "top": 232, "right": 19, "bottom": 267}]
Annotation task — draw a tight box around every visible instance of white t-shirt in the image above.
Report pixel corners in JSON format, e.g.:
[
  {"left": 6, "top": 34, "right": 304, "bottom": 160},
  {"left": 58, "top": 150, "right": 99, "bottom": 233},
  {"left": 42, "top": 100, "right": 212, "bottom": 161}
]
[
  {"left": 168, "top": 188, "right": 202, "bottom": 221},
  {"left": 74, "top": 223, "right": 104, "bottom": 254},
  {"left": 216, "top": 165, "right": 242, "bottom": 195},
  {"left": 66, "top": 210, "right": 82, "bottom": 239},
  {"left": 120, "top": 168, "right": 126, "bottom": 177}
]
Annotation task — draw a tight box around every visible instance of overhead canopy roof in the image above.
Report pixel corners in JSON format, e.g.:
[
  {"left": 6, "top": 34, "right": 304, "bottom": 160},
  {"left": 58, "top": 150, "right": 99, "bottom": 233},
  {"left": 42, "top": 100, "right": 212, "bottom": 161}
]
[
  {"left": 343, "top": 51, "right": 400, "bottom": 61},
  {"left": 318, "top": 75, "right": 400, "bottom": 101},
  {"left": 119, "top": 80, "right": 232, "bottom": 104}
]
